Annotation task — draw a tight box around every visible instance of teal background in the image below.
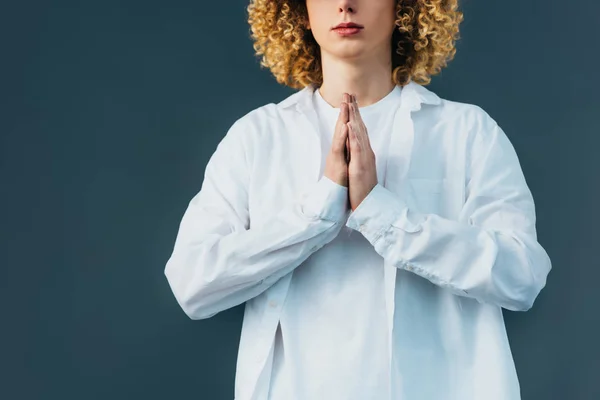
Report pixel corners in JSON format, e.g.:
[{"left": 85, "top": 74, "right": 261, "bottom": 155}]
[{"left": 1, "top": 0, "right": 598, "bottom": 398}]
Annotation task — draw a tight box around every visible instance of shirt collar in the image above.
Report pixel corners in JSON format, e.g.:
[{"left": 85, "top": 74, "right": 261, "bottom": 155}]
[{"left": 277, "top": 80, "right": 441, "bottom": 114}]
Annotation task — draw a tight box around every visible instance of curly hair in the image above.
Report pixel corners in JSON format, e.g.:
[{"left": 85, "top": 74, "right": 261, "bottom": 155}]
[{"left": 247, "top": 0, "right": 464, "bottom": 89}]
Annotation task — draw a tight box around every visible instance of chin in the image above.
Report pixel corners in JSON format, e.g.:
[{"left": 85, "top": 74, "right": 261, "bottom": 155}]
[{"left": 327, "top": 45, "right": 368, "bottom": 60}]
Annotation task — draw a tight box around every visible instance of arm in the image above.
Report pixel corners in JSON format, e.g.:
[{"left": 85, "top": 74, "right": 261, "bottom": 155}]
[
  {"left": 164, "top": 119, "right": 349, "bottom": 320},
  {"left": 345, "top": 117, "right": 551, "bottom": 311}
]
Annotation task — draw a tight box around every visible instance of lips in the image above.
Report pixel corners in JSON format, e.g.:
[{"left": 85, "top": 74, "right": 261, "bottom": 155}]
[{"left": 333, "top": 22, "right": 363, "bottom": 30}]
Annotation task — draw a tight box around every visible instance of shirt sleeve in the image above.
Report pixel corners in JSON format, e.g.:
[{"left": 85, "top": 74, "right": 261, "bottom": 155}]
[
  {"left": 345, "top": 118, "right": 552, "bottom": 312},
  {"left": 164, "top": 118, "right": 349, "bottom": 320}
]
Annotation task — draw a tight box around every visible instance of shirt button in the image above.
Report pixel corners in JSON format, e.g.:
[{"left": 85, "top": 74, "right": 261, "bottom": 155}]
[
  {"left": 310, "top": 245, "right": 318, "bottom": 252},
  {"left": 269, "top": 300, "right": 278, "bottom": 308},
  {"left": 359, "top": 224, "right": 366, "bottom": 231}
]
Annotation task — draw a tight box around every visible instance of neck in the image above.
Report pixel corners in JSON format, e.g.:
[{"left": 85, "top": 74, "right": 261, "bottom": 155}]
[{"left": 317, "top": 50, "right": 395, "bottom": 109}]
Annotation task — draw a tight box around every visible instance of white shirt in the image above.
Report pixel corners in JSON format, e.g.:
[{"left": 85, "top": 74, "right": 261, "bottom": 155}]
[
  {"left": 164, "top": 81, "right": 552, "bottom": 400},
  {"left": 266, "top": 86, "right": 402, "bottom": 400}
]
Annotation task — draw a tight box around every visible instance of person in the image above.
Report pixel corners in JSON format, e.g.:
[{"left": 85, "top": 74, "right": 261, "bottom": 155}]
[{"left": 164, "top": 0, "right": 552, "bottom": 399}]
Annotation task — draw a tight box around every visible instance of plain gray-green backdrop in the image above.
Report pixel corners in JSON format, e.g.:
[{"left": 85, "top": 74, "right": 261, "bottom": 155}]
[{"left": 1, "top": 0, "right": 599, "bottom": 399}]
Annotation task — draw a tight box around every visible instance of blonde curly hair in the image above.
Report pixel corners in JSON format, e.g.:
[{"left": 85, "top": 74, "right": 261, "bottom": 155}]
[{"left": 247, "top": 0, "right": 464, "bottom": 89}]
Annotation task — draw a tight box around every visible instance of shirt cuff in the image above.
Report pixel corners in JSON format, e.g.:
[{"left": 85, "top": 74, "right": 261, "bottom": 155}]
[
  {"left": 301, "top": 176, "right": 349, "bottom": 223},
  {"left": 346, "top": 183, "right": 424, "bottom": 243}
]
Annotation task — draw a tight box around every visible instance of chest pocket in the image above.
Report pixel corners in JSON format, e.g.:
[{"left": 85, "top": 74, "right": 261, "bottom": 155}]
[{"left": 406, "top": 178, "right": 447, "bottom": 216}]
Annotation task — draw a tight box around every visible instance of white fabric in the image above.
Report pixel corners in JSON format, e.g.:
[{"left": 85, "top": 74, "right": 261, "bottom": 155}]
[
  {"left": 266, "top": 86, "right": 402, "bottom": 400},
  {"left": 164, "top": 81, "right": 552, "bottom": 400}
]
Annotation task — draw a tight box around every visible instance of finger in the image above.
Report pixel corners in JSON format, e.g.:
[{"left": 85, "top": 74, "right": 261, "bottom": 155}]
[
  {"left": 340, "top": 100, "right": 349, "bottom": 123},
  {"left": 350, "top": 94, "right": 366, "bottom": 133},
  {"left": 348, "top": 105, "right": 364, "bottom": 152},
  {"left": 344, "top": 93, "right": 351, "bottom": 104},
  {"left": 335, "top": 102, "right": 349, "bottom": 144},
  {"left": 348, "top": 121, "right": 359, "bottom": 153},
  {"left": 342, "top": 94, "right": 351, "bottom": 124},
  {"left": 350, "top": 94, "right": 360, "bottom": 123},
  {"left": 333, "top": 114, "right": 349, "bottom": 152},
  {"left": 334, "top": 123, "right": 349, "bottom": 156},
  {"left": 350, "top": 95, "right": 370, "bottom": 151},
  {"left": 353, "top": 94, "right": 365, "bottom": 126}
]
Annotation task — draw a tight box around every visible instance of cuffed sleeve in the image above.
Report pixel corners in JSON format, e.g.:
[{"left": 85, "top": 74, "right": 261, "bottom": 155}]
[
  {"left": 164, "top": 119, "right": 349, "bottom": 320},
  {"left": 346, "top": 183, "right": 423, "bottom": 242},
  {"left": 346, "top": 120, "right": 552, "bottom": 312},
  {"left": 302, "top": 175, "right": 349, "bottom": 223}
]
